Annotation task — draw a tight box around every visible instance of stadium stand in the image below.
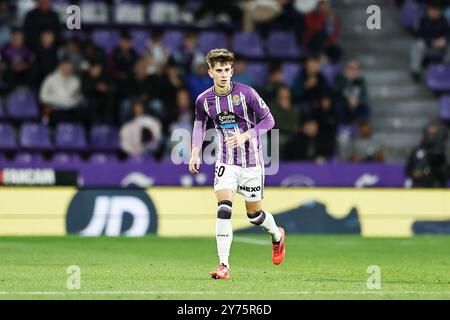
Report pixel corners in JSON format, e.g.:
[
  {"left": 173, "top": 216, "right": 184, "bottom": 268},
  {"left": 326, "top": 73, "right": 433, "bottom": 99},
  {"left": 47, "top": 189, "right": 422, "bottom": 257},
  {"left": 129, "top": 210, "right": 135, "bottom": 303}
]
[{"left": 0, "top": 0, "right": 448, "bottom": 181}]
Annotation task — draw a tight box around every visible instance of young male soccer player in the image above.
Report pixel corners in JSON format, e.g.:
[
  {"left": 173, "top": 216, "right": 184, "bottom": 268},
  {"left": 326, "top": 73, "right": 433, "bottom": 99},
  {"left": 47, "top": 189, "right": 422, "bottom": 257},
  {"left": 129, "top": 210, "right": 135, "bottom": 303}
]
[{"left": 188, "top": 49, "right": 286, "bottom": 280}]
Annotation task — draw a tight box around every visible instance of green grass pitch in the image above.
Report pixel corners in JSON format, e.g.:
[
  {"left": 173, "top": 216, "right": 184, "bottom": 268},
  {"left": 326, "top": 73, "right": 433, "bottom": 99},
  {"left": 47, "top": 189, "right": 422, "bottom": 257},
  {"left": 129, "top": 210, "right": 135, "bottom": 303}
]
[{"left": 0, "top": 235, "right": 449, "bottom": 300}]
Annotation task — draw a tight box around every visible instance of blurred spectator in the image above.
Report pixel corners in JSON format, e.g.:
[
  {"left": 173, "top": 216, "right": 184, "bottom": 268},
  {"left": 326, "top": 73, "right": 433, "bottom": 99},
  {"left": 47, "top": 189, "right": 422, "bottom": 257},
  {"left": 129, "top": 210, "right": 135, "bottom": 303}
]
[
  {"left": 350, "top": 121, "right": 384, "bottom": 163},
  {"left": 23, "top": 0, "right": 60, "bottom": 50},
  {"left": 58, "top": 38, "right": 84, "bottom": 74},
  {"left": 145, "top": 31, "right": 169, "bottom": 74},
  {"left": 231, "top": 55, "right": 255, "bottom": 86},
  {"left": 81, "top": 59, "right": 112, "bottom": 124},
  {"left": 33, "top": 29, "right": 58, "bottom": 85},
  {"left": 172, "top": 31, "right": 204, "bottom": 76},
  {"left": 109, "top": 30, "right": 138, "bottom": 81},
  {"left": 303, "top": 0, "right": 342, "bottom": 63},
  {"left": 312, "top": 90, "right": 337, "bottom": 156},
  {"left": 119, "top": 58, "right": 154, "bottom": 123},
  {"left": 1, "top": 27, "right": 34, "bottom": 88},
  {"left": 193, "top": 0, "right": 243, "bottom": 25},
  {"left": 284, "top": 118, "right": 330, "bottom": 162},
  {"left": 334, "top": 57, "right": 370, "bottom": 124},
  {"left": 291, "top": 54, "right": 328, "bottom": 109},
  {"left": 294, "top": 0, "right": 319, "bottom": 14},
  {"left": 82, "top": 40, "right": 108, "bottom": 73},
  {"left": 270, "top": 85, "right": 299, "bottom": 158},
  {"left": 0, "top": 0, "right": 11, "bottom": 48},
  {"left": 169, "top": 88, "right": 194, "bottom": 133},
  {"left": 39, "top": 57, "right": 84, "bottom": 125},
  {"left": 118, "top": 57, "right": 183, "bottom": 125},
  {"left": 252, "top": 0, "right": 305, "bottom": 42},
  {"left": 410, "top": 2, "right": 450, "bottom": 82},
  {"left": 157, "top": 60, "right": 184, "bottom": 113},
  {"left": 120, "top": 100, "right": 163, "bottom": 157},
  {"left": 406, "top": 121, "right": 449, "bottom": 187},
  {"left": 187, "top": 56, "right": 213, "bottom": 101},
  {"left": 262, "top": 64, "right": 284, "bottom": 101},
  {"left": 242, "top": 0, "right": 281, "bottom": 32}
]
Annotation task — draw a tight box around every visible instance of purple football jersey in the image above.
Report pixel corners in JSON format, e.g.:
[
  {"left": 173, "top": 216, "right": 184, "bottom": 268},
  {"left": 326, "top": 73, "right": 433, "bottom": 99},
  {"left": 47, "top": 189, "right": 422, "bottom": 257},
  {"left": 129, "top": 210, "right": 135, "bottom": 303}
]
[{"left": 192, "top": 82, "right": 272, "bottom": 167}]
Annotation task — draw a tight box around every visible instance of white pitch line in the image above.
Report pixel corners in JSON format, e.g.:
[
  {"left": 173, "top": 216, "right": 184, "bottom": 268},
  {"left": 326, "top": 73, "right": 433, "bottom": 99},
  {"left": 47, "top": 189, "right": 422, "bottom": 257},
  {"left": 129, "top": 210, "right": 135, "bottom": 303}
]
[
  {"left": 233, "top": 237, "right": 271, "bottom": 246},
  {"left": 1, "top": 291, "right": 450, "bottom": 295}
]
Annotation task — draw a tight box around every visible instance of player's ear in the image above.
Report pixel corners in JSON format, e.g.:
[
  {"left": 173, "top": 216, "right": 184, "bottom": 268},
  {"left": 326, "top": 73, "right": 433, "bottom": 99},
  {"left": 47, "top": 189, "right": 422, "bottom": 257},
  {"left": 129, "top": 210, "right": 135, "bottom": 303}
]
[{"left": 208, "top": 68, "right": 213, "bottom": 79}]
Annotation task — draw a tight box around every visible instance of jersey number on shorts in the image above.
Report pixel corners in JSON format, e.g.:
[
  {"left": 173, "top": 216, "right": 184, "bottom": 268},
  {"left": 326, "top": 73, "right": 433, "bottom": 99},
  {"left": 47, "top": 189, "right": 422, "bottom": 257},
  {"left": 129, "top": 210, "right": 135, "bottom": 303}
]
[{"left": 216, "top": 165, "right": 225, "bottom": 177}]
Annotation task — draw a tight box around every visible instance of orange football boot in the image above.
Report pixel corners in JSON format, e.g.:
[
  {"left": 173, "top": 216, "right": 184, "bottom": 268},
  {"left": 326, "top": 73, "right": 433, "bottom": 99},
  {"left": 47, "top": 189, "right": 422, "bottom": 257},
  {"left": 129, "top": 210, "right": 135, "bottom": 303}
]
[
  {"left": 272, "top": 227, "right": 286, "bottom": 265},
  {"left": 210, "top": 263, "right": 230, "bottom": 280}
]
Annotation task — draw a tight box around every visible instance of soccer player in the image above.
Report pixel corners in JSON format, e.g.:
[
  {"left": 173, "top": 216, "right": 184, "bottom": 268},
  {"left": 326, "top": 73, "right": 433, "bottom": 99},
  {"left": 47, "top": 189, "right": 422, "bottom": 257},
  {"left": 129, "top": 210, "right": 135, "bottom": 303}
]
[{"left": 188, "top": 49, "right": 286, "bottom": 280}]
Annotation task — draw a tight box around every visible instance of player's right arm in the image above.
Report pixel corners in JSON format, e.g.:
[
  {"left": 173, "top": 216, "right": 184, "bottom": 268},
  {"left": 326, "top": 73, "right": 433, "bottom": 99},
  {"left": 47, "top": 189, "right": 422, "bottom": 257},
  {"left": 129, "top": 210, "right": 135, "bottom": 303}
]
[{"left": 189, "top": 96, "right": 208, "bottom": 174}]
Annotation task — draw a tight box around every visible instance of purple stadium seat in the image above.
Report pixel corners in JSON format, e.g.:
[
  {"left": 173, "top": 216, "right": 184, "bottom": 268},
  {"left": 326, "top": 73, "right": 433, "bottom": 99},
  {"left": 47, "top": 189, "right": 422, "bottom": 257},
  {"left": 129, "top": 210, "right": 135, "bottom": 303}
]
[
  {"left": 20, "top": 122, "right": 53, "bottom": 150},
  {"left": 0, "top": 122, "right": 17, "bottom": 150},
  {"left": 131, "top": 30, "right": 150, "bottom": 55},
  {"left": 55, "top": 123, "right": 87, "bottom": 151},
  {"left": 162, "top": 30, "right": 184, "bottom": 55},
  {"left": 90, "top": 125, "right": 119, "bottom": 151},
  {"left": 440, "top": 95, "right": 450, "bottom": 120},
  {"left": 246, "top": 63, "right": 269, "bottom": 87},
  {"left": 232, "top": 32, "right": 264, "bottom": 58},
  {"left": 401, "top": 0, "right": 425, "bottom": 29},
  {"left": 91, "top": 30, "right": 120, "bottom": 53},
  {"left": 198, "top": 31, "right": 227, "bottom": 54},
  {"left": 52, "top": 152, "right": 82, "bottom": 164},
  {"left": 182, "top": 0, "right": 203, "bottom": 12},
  {"left": 14, "top": 152, "right": 45, "bottom": 164},
  {"left": 320, "top": 63, "right": 341, "bottom": 86},
  {"left": 7, "top": 90, "right": 39, "bottom": 120},
  {"left": 426, "top": 64, "right": 450, "bottom": 91},
  {"left": 90, "top": 152, "right": 118, "bottom": 164},
  {"left": 62, "top": 29, "right": 86, "bottom": 42},
  {"left": 267, "top": 31, "right": 301, "bottom": 58},
  {"left": 282, "top": 63, "right": 302, "bottom": 86}
]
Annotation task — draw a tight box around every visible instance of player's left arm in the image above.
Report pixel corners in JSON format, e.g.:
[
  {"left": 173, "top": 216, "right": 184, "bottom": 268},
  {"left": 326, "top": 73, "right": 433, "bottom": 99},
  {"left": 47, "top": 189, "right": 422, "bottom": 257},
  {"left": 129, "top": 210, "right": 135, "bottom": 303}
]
[{"left": 225, "top": 89, "right": 275, "bottom": 148}]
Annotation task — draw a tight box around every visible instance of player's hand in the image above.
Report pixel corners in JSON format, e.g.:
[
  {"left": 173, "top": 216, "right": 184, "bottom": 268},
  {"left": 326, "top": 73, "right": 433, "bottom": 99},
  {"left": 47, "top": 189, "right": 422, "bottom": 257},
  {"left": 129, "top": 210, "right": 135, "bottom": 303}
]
[
  {"left": 225, "top": 131, "right": 250, "bottom": 148},
  {"left": 189, "top": 152, "right": 201, "bottom": 174}
]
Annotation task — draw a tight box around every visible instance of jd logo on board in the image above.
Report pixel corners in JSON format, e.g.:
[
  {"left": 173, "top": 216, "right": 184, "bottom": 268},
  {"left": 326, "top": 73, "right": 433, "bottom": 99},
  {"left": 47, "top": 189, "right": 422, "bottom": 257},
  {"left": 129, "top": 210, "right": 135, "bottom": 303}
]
[{"left": 66, "top": 190, "right": 157, "bottom": 236}]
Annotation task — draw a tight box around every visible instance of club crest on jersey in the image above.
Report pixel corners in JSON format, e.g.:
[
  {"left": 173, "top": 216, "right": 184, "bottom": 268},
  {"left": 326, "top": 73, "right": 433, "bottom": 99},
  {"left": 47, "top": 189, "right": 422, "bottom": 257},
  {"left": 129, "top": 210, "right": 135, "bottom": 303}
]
[
  {"left": 232, "top": 94, "right": 241, "bottom": 106},
  {"left": 216, "top": 111, "right": 238, "bottom": 129}
]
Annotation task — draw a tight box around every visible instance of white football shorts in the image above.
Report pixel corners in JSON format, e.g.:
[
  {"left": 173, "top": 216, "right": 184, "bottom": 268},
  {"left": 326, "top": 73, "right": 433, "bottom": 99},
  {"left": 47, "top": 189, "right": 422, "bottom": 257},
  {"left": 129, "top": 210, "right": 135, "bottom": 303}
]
[{"left": 213, "top": 162, "right": 265, "bottom": 202}]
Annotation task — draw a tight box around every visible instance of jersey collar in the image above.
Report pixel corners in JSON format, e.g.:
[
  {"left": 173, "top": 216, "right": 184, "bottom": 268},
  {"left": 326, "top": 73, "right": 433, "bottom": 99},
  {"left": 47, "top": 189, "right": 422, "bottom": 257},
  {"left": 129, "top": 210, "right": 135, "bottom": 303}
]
[{"left": 213, "top": 82, "right": 234, "bottom": 97}]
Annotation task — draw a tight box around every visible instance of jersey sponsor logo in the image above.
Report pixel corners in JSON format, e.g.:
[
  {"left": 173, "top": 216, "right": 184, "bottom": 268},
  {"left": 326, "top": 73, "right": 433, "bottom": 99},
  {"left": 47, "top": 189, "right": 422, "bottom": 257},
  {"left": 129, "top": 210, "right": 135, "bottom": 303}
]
[
  {"left": 66, "top": 190, "right": 158, "bottom": 236},
  {"left": 232, "top": 94, "right": 241, "bottom": 106},
  {"left": 215, "top": 111, "right": 238, "bottom": 129},
  {"left": 239, "top": 185, "right": 261, "bottom": 192}
]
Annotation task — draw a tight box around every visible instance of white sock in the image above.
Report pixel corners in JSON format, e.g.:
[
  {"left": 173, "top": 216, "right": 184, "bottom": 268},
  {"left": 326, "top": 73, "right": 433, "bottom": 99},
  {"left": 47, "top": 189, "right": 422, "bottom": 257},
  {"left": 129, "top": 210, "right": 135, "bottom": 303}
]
[
  {"left": 259, "top": 211, "right": 282, "bottom": 243},
  {"left": 216, "top": 218, "right": 233, "bottom": 267}
]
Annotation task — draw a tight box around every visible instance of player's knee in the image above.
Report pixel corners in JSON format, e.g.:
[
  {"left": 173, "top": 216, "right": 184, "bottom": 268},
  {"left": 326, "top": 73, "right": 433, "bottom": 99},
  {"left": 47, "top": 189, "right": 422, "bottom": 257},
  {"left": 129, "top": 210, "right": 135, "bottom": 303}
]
[
  {"left": 217, "top": 200, "right": 232, "bottom": 219},
  {"left": 247, "top": 210, "right": 266, "bottom": 225}
]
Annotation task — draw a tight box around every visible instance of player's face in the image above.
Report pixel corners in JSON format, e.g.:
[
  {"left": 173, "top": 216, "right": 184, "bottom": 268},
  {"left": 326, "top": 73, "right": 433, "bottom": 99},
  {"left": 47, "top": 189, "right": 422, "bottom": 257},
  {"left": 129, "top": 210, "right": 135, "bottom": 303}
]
[{"left": 208, "top": 62, "right": 233, "bottom": 88}]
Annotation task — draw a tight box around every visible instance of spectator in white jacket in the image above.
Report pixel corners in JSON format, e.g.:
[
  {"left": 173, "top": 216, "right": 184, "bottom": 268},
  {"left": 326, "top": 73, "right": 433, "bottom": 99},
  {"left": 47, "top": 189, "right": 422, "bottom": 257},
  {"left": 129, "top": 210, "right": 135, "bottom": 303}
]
[
  {"left": 39, "top": 57, "right": 85, "bottom": 126},
  {"left": 40, "top": 57, "right": 82, "bottom": 109},
  {"left": 120, "top": 100, "right": 163, "bottom": 159}
]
